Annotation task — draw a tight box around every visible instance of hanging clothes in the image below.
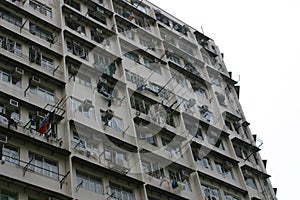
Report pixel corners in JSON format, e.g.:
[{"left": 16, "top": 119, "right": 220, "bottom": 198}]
[{"left": 171, "top": 180, "right": 178, "bottom": 189}]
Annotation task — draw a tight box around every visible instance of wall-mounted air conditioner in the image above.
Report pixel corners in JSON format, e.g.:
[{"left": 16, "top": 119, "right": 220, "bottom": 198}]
[
  {"left": 96, "top": 6, "right": 104, "bottom": 14},
  {"left": 14, "top": 67, "right": 24, "bottom": 77},
  {"left": 0, "top": 134, "right": 7, "bottom": 143},
  {"left": 243, "top": 170, "right": 252, "bottom": 178},
  {"left": 223, "top": 161, "right": 233, "bottom": 170},
  {"left": 82, "top": 99, "right": 93, "bottom": 110},
  {"left": 30, "top": 76, "right": 40, "bottom": 86},
  {"left": 68, "top": 64, "right": 79, "bottom": 75},
  {"left": 105, "top": 109, "right": 114, "bottom": 119},
  {"left": 9, "top": 99, "right": 19, "bottom": 108},
  {"left": 36, "top": 111, "right": 46, "bottom": 119},
  {"left": 200, "top": 105, "right": 209, "bottom": 114},
  {"left": 181, "top": 170, "right": 189, "bottom": 178},
  {"left": 187, "top": 99, "right": 196, "bottom": 108}
]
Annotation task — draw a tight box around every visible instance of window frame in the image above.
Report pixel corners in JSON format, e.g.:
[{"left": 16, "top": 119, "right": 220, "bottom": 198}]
[{"left": 28, "top": 151, "right": 59, "bottom": 180}]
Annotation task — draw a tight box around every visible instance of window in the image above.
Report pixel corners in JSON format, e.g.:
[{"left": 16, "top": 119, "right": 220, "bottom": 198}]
[
  {"left": 109, "top": 183, "right": 134, "bottom": 200},
  {"left": 216, "top": 92, "right": 226, "bottom": 106},
  {"left": 88, "top": 8, "right": 107, "bottom": 25},
  {"left": 200, "top": 109, "right": 214, "bottom": 123},
  {"left": 123, "top": 51, "right": 139, "bottom": 62},
  {"left": 67, "top": 41, "right": 88, "bottom": 60},
  {"left": 91, "top": 29, "right": 109, "bottom": 47},
  {"left": 73, "top": 73, "right": 92, "bottom": 88},
  {"left": 214, "top": 161, "right": 234, "bottom": 179},
  {"left": 101, "top": 110, "right": 124, "bottom": 132},
  {"left": 30, "top": 86, "right": 55, "bottom": 102},
  {"left": 29, "top": 23, "right": 53, "bottom": 41},
  {"left": 162, "top": 137, "right": 182, "bottom": 158},
  {"left": 71, "top": 98, "right": 95, "bottom": 119},
  {"left": 139, "top": 37, "right": 153, "bottom": 50},
  {"left": 179, "top": 41, "right": 194, "bottom": 55},
  {"left": 208, "top": 135, "right": 225, "bottom": 150},
  {"left": 148, "top": 82, "right": 170, "bottom": 100},
  {"left": 41, "top": 56, "right": 54, "bottom": 71},
  {"left": 65, "top": 0, "right": 81, "bottom": 11},
  {"left": 177, "top": 97, "right": 195, "bottom": 113},
  {"left": 104, "top": 148, "right": 128, "bottom": 168},
  {"left": 0, "top": 103, "right": 20, "bottom": 122},
  {"left": 0, "top": 189, "right": 18, "bottom": 200},
  {"left": 0, "top": 9, "right": 22, "bottom": 27},
  {"left": 117, "top": 25, "right": 134, "bottom": 40},
  {"left": 171, "top": 70, "right": 188, "bottom": 87},
  {"left": 76, "top": 170, "right": 103, "bottom": 194},
  {"left": 142, "top": 160, "right": 164, "bottom": 179},
  {"left": 125, "top": 70, "right": 145, "bottom": 86},
  {"left": 192, "top": 83, "right": 207, "bottom": 99},
  {"left": 93, "top": 53, "right": 111, "bottom": 66},
  {"left": 161, "top": 31, "right": 176, "bottom": 46},
  {"left": 29, "top": 152, "right": 59, "bottom": 179},
  {"left": 156, "top": 13, "right": 170, "bottom": 27},
  {"left": 134, "top": 3, "right": 147, "bottom": 13},
  {"left": 29, "top": 0, "right": 52, "bottom": 18},
  {"left": 209, "top": 73, "right": 221, "bottom": 86},
  {"left": 65, "top": 17, "right": 85, "bottom": 36},
  {"left": 2, "top": 144, "right": 19, "bottom": 165},
  {"left": 195, "top": 155, "right": 211, "bottom": 170},
  {"left": 138, "top": 132, "right": 157, "bottom": 146},
  {"left": 201, "top": 185, "right": 220, "bottom": 200},
  {"left": 168, "top": 169, "right": 191, "bottom": 191},
  {"left": 225, "top": 194, "right": 240, "bottom": 200},
  {"left": 215, "top": 162, "right": 225, "bottom": 174},
  {"left": 167, "top": 54, "right": 181, "bottom": 66},
  {"left": 245, "top": 177, "right": 257, "bottom": 189},
  {"left": 0, "top": 36, "right": 22, "bottom": 56},
  {"left": 143, "top": 57, "right": 161, "bottom": 74},
  {"left": 135, "top": 16, "right": 150, "bottom": 31},
  {"left": 0, "top": 69, "right": 21, "bottom": 87},
  {"left": 130, "top": 94, "right": 151, "bottom": 114}
]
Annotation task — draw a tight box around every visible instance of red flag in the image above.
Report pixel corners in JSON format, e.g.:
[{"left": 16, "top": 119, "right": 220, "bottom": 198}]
[{"left": 37, "top": 121, "right": 49, "bottom": 136}]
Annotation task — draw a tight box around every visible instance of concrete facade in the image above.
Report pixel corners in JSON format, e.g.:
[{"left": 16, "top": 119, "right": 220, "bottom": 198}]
[{"left": 0, "top": 0, "right": 277, "bottom": 200}]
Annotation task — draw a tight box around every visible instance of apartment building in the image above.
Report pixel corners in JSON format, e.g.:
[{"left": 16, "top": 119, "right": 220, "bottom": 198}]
[{"left": 0, "top": 0, "right": 277, "bottom": 200}]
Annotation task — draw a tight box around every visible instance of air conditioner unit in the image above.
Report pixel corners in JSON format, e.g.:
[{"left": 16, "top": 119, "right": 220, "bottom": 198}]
[
  {"left": 30, "top": 76, "right": 40, "bottom": 86},
  {"left": 77, "top": 49, "right": 87, "bottom": 59},
  {"left": 96, "top": 6, "right": 104, "bottom": 14},
  {"left": 208, "top": 194, "right": 219, "bottom": 200},
  {"left": 68, "top": 14, "right": 78, "bottom": 21},
  {"left": 154, "top": 9, "right": 161, "bottom": 14},
  {"left": 9, "top": 99, "right": 19, "bottom": 108},
  {"left": 197, "top": 149, "right": 205, "bottom": 158},
  {"left": 82, "top": 99, "right": 93, "bottom": 110},
  {"left": 223, "top": 161, "right": 233, "bottom": 171},
  {"left": 202, "top": 158, "right": 210, "bottom": 168},
  {"left": 243, "top": 170, "right": 252, "bottom": 178},
  {"left": 36, "top": 111, "right": 46, "bottom": 119},
  {"left": 233, "top": 121, "right": 241, "bottom": 130},
  {"left": 96, "top": 28, "right": 103, "bottom": 34},
  {"left": 225, "top": 196, "right": 233, "bottom": 200},
  {"left": 181, "top": 170, "right": 189, "bottom": 178},
  {"left": 0, "top": 134, "right": 7, "bottom": 143},
  {"left": 29, "top": 46, "right": 41, "bottom": 63},
  {"left": 48, "top": 197, "right": 60, "bottom": 200},
  {"left": 187, "top": 99, "right": 196, "bottom": 108},
  {"left": 187, "top": 58, "right": 194, "bottom": 64},
  {"left": 68, "top": 64, "right": 79, "bottom": 75},
  {"left": 14, "top": 67, "right": 24, "bottom": 77},
  {"left": 200, "top": 105, "right": 209, "bottom": 114},
  {"left": 46, "top": 33, "right": 58, "bottom": 44},
  {"left": 105, "top": 109, "right": 114, "bottom": 120}
]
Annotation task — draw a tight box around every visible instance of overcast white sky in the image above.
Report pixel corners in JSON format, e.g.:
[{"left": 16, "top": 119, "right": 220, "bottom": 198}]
[{"left": 149, "top": 0, "right": 300, "bottom": 199}]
